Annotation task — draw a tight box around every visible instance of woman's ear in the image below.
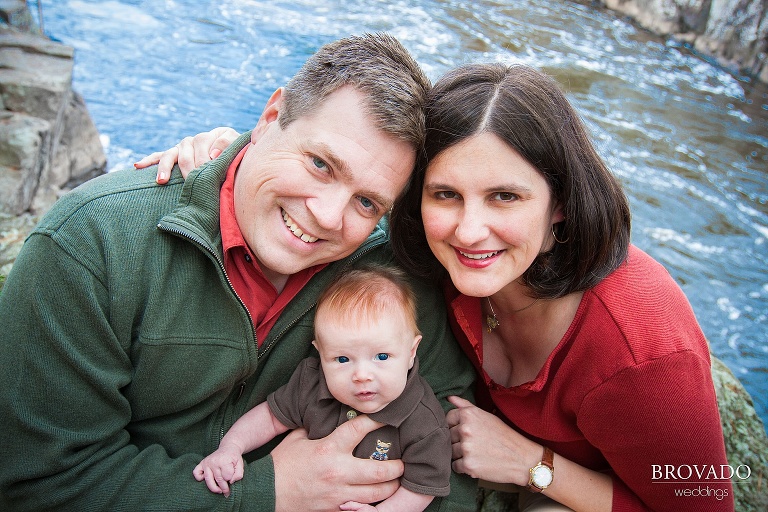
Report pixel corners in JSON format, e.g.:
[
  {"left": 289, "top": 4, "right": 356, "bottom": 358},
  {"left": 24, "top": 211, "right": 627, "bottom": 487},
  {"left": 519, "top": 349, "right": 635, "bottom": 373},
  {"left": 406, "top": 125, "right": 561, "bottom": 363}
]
[{"left": 552, "top": 202, "right": 565, "bottom": 224}]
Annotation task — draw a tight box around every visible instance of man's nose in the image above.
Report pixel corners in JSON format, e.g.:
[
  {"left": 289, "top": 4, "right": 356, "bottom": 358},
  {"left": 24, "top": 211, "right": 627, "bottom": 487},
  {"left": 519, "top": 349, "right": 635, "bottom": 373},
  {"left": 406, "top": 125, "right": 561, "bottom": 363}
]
[{"left": 306, "top": 185, "right": 347, "bottom": 231}]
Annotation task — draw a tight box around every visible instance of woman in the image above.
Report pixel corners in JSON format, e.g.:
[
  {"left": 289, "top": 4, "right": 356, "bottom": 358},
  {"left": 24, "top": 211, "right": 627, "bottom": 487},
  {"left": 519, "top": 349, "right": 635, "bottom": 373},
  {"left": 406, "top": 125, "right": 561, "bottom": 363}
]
[
  {"left": 138, "top": 63, "right": 732, "bottom": 512},
  {"left": 391, "top": 63, "right": 731, "bottom": 512}
]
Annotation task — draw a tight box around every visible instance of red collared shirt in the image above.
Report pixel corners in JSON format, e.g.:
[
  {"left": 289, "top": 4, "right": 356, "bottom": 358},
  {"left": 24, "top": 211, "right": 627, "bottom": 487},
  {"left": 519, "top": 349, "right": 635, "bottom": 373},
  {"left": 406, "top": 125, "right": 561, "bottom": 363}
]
[{"left": 219, "top": 145, "right": 326, "bottom": 346}]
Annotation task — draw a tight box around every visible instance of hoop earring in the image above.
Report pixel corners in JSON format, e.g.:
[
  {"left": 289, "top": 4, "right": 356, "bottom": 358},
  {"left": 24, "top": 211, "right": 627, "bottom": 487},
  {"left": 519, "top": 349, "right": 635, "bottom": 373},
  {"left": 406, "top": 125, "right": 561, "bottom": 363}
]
[{"left": 552, "top": 224, "right": 569, "bottom": 244}]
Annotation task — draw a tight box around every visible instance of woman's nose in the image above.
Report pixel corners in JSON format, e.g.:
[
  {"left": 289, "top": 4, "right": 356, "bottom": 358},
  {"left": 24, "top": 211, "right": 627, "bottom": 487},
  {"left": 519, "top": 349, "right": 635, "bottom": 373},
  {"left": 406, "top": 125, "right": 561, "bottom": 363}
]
[{"left": 454, "top": 205, "right": 490, "bottom": 245}]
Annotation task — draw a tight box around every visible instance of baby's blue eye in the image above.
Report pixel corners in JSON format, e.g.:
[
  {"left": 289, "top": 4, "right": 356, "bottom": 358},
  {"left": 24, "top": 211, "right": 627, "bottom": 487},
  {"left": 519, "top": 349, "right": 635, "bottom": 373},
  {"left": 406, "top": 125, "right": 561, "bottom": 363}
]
[
  {"left": 374, "top": 353, "right": 389, "bottom": 361},
  {"left": 335, "top": 356, "right": 349, "bottom": 363}
]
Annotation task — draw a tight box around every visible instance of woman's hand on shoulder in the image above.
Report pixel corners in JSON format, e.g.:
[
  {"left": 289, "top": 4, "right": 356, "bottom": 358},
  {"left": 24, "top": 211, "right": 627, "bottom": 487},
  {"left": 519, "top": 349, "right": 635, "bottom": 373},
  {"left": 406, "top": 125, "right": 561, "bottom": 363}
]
[{"left": 133, "top": 127, "right": 241, "bottom": 183}]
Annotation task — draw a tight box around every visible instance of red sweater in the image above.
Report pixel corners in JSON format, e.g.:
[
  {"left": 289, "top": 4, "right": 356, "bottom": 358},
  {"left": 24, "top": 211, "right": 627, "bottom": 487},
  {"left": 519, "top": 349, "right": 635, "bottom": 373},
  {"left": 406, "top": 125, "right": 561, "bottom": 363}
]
[{"left": 445, "top": 245, "right": 733, "bottom": 511}]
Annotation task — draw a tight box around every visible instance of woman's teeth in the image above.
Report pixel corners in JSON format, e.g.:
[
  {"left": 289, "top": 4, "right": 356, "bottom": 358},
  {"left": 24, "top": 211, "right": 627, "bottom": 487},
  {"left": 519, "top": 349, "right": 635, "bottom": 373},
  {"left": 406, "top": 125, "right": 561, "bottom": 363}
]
[
  {"left": 283, "top": 210, "right": 319, "bottom": 243},
  {"left": 459, "top": 250, "right": 499, "bottom": 260}
]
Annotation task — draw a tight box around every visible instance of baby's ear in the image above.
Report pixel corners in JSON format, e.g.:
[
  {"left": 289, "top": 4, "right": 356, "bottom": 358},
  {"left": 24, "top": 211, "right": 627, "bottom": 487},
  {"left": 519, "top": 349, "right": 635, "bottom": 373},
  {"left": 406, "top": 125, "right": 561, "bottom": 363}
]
[{"left": 409, "top": 335, "right": 422, "bottom": 368}]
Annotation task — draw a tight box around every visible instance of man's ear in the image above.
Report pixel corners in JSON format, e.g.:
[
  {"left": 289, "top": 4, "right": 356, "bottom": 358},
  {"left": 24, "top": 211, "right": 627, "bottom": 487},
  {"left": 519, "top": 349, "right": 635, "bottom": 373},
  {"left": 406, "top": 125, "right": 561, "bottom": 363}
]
[
  {"left": 409, "top": 334, "right": 422, "bottom": 369},
  {"left": 251, "top": 87, "right": 284, "bottom": 143}
]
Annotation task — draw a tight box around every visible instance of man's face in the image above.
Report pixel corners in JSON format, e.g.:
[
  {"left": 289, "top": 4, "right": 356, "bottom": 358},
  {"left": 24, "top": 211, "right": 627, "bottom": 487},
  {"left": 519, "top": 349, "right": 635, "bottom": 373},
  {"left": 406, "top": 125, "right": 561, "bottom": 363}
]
[{"left": 234, "top": 86, "right": 416, "bottom": 288}]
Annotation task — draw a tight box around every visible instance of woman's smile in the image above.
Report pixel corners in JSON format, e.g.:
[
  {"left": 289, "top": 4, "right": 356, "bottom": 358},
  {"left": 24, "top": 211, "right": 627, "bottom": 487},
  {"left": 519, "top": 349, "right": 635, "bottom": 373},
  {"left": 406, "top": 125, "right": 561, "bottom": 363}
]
[{"left": 454, "top": 247, "right": 503, "bottom": 268}]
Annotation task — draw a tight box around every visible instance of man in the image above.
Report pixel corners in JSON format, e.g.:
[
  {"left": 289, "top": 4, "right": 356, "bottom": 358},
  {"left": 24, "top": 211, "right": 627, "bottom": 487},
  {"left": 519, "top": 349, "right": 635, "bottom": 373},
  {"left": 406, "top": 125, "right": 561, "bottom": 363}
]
[{"left": 0, "top": 34, "right": 476, "bottom": 511}]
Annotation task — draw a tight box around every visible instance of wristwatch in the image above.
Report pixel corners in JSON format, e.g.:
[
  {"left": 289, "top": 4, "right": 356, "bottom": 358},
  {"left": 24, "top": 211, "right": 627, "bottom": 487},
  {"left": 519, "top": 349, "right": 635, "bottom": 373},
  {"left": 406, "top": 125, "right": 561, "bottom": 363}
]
[{"left": 527, "top": 446, "right": 554, "bottom": 493}]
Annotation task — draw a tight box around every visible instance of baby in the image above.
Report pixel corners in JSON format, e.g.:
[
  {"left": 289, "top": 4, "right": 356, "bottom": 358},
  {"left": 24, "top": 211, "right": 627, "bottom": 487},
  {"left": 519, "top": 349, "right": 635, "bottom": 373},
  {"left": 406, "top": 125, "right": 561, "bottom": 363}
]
[{"left": 193, "top": 265, "right": 451, "bottom": 511}]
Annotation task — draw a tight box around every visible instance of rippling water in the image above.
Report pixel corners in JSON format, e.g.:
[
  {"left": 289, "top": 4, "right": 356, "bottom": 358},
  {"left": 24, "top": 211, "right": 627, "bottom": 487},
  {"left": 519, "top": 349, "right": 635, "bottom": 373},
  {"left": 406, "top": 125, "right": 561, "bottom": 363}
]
[{"left": 37, "top": 0, "right": 767, "bottom": 426}]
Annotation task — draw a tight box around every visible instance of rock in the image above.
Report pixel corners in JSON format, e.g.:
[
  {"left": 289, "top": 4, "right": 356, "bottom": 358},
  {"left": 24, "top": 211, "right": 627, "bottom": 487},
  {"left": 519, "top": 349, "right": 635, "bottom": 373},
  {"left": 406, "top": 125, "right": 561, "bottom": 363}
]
[
  {"left": 0, "top": 0, "right": 35, "bottom": 32},
  {"left": 712, "top": 356, "right": 768, "bottom": 511},
  {"left": 0, "top": 210, "right": 37, "bottom": 287},
  {"left": 597, "top": 0, "right": 768, "bottom": 83},
  {"left": 0, "top": 112, "right": 50, "bottom": 214},
  {"left": 0, "top": 1, "right": 106, "bottom": 215}
]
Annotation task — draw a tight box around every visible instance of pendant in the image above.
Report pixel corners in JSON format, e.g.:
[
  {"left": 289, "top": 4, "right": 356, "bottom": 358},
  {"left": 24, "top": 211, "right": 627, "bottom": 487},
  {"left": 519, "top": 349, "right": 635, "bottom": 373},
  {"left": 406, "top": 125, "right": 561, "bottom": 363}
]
[{"left": 485, "top": 313, "right": 499, "bottom": 333}]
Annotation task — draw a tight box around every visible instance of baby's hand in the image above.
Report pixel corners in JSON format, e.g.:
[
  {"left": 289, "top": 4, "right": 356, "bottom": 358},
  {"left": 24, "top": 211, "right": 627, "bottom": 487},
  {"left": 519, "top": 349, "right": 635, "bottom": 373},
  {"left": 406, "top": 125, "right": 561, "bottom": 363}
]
[
  {"left": 340, "top": 501, "right": 378, "bottom": 511},
  {"left": 192, "top": 445, "right": 245, "bottom": 497}
]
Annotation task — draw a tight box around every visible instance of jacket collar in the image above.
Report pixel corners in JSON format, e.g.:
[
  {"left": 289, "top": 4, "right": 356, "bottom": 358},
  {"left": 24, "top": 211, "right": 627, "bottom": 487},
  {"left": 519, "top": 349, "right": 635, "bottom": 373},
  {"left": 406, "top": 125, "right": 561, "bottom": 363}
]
[{"left": 157, "top": 131, "right": 253, "bottom": 254}]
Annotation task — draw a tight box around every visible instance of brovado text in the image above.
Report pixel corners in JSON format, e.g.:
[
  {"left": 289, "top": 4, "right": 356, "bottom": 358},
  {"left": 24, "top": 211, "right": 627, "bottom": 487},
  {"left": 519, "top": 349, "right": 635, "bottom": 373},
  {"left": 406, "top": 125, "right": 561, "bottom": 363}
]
[{"left": 652, "top": 464, "right": 751, "bottom": 481}]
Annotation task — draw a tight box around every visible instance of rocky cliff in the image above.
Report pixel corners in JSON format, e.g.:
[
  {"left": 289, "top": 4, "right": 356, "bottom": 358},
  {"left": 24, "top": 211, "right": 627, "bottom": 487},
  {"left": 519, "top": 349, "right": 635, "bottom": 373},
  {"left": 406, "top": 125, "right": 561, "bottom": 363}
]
[
  {"left": 597, "top": 0, "right": 768, "bottom": 83},
  {"left": 0, "top": 0, "right": 106, "bottom": 216}
]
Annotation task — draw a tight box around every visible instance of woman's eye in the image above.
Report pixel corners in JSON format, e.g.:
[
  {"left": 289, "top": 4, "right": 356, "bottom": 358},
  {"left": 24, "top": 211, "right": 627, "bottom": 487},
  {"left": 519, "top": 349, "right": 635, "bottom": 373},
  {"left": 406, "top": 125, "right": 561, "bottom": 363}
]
[
  {"left": 312, "top": 157, "right": 328, "bottom": 171},
  {"left": 335, "top": 356, "right": 349, "bottom": 363},
  {"left": 436, "top": 191, "right": 458, "bottom": 200},
  {"left": 494, "top": 192, "right": 518, "bottom": 201},
  {"left": 374, "top": 353, "right": 389, "bottom": 361}
]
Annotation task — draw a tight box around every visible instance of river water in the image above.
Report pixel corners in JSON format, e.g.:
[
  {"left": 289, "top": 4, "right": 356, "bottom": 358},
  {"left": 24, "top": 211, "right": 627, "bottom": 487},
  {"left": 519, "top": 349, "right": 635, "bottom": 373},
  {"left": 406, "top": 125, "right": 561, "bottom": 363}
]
[{"left": 36, "top": 0, "right": 767, "bottom": 427}]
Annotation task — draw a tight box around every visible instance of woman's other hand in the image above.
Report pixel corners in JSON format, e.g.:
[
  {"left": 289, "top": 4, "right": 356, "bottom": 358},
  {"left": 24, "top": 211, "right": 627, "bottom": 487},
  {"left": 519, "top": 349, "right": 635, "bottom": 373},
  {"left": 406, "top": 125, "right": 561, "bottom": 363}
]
[
  {"left": 446, "top": 395, "right": 541, "bottom": 485},
  {"left": 133, "top": 127, "right": 241, "bottom": 184}
]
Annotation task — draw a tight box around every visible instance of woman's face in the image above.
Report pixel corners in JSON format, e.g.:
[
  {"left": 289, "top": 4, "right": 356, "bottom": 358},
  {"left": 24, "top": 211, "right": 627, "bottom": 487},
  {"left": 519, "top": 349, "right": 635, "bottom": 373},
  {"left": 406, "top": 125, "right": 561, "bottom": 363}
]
[{"left": 421, "top": 132, "right": 563, "bottom": 298}]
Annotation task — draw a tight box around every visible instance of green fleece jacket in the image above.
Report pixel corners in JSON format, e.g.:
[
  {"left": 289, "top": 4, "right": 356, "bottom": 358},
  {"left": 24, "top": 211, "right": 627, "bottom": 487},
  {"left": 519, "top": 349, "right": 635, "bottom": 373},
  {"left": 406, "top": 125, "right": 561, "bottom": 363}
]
[{"left": 0, "top": 133, "right": 477, "bottom": 511}]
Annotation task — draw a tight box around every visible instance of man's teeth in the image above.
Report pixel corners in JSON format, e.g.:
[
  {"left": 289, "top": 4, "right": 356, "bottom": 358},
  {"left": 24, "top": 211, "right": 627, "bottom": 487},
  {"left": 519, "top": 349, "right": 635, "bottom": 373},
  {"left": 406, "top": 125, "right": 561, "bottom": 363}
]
[
  {"left": 282, "top": 211, "right": 319, "bottom": 243},
  {"left": 459, "top": 250, "right": 499, "bottom": 260}
]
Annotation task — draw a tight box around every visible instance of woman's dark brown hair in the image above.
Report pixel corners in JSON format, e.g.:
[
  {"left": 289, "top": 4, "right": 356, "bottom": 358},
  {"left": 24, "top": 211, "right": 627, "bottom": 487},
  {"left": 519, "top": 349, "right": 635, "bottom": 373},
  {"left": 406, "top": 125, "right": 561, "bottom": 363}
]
[{"left": 390, "top": 63, "right": 631, "bottom": 298}]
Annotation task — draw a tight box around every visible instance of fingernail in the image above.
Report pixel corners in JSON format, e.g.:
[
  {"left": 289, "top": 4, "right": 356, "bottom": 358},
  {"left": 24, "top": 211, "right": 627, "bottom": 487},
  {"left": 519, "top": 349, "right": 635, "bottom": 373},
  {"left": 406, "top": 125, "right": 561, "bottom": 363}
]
[
  {"left": 158, "top": 172, "right": 167, "bottom": 181},
  {"left": 210, "top": 148, "right": 222, "bottom": 159}
]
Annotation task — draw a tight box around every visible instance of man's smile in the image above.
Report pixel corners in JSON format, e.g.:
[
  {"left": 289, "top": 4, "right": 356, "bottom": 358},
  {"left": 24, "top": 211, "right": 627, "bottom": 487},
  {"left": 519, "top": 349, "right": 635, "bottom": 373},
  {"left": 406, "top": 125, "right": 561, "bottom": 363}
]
[{"left": 282, "top": 209, "right": 319, "bottom": 243}]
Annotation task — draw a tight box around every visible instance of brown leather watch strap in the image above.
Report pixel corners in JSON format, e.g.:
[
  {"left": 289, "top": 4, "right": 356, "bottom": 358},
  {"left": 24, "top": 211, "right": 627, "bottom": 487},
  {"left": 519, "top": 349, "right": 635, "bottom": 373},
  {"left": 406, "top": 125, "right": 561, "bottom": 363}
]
[{"left": 542, "top": 446, "right": 554, "bottom": 469}]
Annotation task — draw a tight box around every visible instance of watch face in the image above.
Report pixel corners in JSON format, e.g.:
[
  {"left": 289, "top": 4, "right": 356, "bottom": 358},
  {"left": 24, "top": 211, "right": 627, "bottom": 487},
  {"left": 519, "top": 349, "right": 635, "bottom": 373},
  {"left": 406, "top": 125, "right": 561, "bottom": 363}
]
[{"left": 532, "top": 465, "right": 553, "bottom": 487}]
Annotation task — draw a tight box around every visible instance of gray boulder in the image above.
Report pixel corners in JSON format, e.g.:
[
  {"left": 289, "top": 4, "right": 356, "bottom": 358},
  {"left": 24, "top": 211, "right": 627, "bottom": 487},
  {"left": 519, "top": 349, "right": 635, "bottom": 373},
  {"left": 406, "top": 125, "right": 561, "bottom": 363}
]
[
  {"left": 0, "top": 8, "right": 105, "bottom": 215},
  {"left": 597, "top": 0, "right": 768, "bottom": 83}
]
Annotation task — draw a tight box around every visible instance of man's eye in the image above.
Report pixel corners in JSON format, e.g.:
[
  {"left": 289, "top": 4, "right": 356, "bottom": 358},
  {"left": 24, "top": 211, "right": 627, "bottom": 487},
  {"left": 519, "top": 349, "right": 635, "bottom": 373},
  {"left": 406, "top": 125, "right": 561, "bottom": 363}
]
[
  {"left": 335, "top": 356, "right": 349, "bottom": 363},
  {"left": 312, "top": 157, "right": 328, "bottom": 171},
  {"left": 374, "top": 353, "right": 389, "bottom": 361}
]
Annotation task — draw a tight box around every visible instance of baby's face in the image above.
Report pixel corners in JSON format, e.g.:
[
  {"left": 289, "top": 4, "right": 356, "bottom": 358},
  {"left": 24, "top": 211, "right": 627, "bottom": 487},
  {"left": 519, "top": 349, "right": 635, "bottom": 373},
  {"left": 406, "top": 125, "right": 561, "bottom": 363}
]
[{"left": 314, "top": 309, "right": 421, "bottom": 414}]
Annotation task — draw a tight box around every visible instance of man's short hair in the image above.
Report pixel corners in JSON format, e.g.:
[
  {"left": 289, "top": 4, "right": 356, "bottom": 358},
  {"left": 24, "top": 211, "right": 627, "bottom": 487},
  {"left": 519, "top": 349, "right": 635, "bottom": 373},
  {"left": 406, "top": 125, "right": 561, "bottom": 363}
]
[{"left": 281, "top": 33, "right": 430, "bottom": 149}]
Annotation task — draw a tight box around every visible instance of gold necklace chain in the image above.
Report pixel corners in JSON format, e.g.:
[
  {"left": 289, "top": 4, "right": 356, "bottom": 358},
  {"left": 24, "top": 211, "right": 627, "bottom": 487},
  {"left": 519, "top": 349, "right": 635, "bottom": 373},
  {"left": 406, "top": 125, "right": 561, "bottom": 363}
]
[{"left": 485, "top": 296, "right": 540, "bottom": 333}]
